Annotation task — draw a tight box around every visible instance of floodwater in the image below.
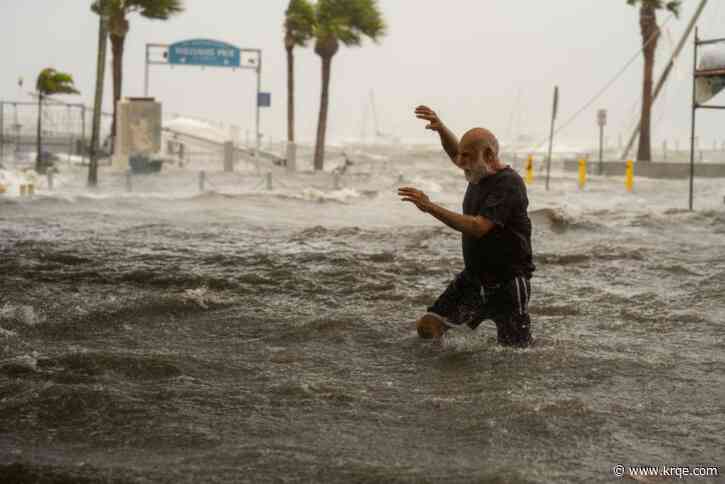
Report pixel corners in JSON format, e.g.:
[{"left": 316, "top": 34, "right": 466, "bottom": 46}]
[{"left": 1, "top": 147, "right": 724, "bottom": 483}]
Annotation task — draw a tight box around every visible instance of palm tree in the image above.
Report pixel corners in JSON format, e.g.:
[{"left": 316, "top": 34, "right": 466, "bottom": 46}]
[
  {"left": 91, "top": 0, "right": 183, "bottom": 151},
  {"left": 285, "top": 0, "right": 316, "bottom": 145},
  {"left": 312, "top": 0, "right": 386, "bottom": 170},
  {"left": 35, "top": 68, "right": 79, "bottom": 174},
  {"left": 89, "top": 1, "right": 109, "bottom": 187},
  {"left": 626, "top": 0, "right": 681, "bottom": 162}
]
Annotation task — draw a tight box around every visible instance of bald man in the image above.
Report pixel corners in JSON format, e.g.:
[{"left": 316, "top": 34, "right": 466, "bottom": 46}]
[{"left": 398, "top": 106, "right": 535, "bottom": 347}]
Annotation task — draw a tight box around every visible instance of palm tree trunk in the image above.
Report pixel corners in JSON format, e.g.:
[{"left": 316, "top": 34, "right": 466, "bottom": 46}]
[
  {"left": 110, "top": 32, "right": 125, "bottom": 154},
  {"left": 89, "top": 15, "right": 108, "bottom": 187},
  {"left": 35, "top": 94, "right": 43, "bottom": 174},
  {"left": 314, "top": 55, "right": 333, "bottom": 171},
  {"left": 637, "top": 4, "right": 658, "bottom": 162},
  {"left": 287, "top": 46, "right": 295, "bottom": 143}
]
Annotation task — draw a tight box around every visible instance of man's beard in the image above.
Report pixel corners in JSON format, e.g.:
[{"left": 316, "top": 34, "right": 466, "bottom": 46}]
[{"left": 464, "top": 161, "right": 491, "bottom": 184}]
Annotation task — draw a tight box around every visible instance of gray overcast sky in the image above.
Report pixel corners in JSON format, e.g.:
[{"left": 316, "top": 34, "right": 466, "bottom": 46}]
[{"left": 2, "top": 1, "right": 724, "bottom": 149}]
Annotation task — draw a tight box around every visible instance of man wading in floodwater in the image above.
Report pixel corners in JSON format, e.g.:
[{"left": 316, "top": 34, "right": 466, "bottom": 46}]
[{"left": 398, "top": 106, "right": 535, "bottom": 347}]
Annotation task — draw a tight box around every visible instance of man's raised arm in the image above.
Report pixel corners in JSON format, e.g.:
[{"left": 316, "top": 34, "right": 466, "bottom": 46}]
[{"left": 414, "top": 106, "right": 459, "bottom": 164}]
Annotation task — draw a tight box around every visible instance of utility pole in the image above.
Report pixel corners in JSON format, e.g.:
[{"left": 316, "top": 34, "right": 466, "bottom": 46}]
[
  {"left": 89, "top": 13, "right": 107, "bottom": 187},
  {"left": 689, "top": 28, "right": 698, "bottom": 211},
  {"left": 597, "top": 109, "right": 607, "bottom": 174},
  {"left": 545, "top": 85, "right": 559, "bottom": 191}
]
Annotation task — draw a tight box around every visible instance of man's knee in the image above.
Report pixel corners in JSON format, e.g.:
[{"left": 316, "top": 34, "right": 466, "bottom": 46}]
[{"left": 416, "top": 314, "right": 447, "bottom": 339}]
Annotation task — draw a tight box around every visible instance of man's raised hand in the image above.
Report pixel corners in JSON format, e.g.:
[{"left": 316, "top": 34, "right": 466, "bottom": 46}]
[
  {"left": 398, "top": 186, "right": 432, "bottom": 213},
  {"left": 415, "top": 105, "right": 444, "bottom": 132}
]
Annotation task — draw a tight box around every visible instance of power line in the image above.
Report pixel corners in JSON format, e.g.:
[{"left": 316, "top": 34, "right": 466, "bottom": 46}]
[{"left": 531, "top": 12, "right": 678, "bottom": 151}]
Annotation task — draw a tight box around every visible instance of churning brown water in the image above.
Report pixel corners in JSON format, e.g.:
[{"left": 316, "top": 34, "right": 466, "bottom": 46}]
[{"left": 1, "top": 147, "right": 724, "bottom": 483}]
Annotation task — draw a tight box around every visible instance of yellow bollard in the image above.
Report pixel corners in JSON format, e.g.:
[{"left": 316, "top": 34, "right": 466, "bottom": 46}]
[
  {"left": 27, "top": 184, "right": 35, "bottom": 196},
  {"left": 625, "top": 160, "right": 634, "bottom": 193},
  {"left": 578, "top": 159, "right": 587, "bottom": 190},
  {"left": 20, "top": 184, "right": 27, "bottom": 197},
  {"left": 0, "top": 184, "right": 6, "bottom": 195},
  {"left": 525, "top": 155, "right": 534, "bottom": 185}
]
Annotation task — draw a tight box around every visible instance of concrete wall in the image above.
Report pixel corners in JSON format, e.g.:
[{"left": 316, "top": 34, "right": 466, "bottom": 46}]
[
  {"left": 563, "top": 160, "right": 725, "bottom": 179},
  {"left": 114, "top": 98, "right": 162, "bottom": 170}
]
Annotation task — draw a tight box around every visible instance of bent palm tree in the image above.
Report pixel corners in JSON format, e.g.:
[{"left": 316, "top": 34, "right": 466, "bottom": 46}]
[
  {"left": 313, "top": 0, "right": 386, "bottom": 170},
  {"left": 285, "top": 0, "right": 316, "bottom": 144},
  {"left": 91, "top": 0, "right": 183, "bottom": 152},
  {"left": 35, "top": 68, "right": 79, "bottom": 174},
  {"left": 626, "top": 0, "right": 681, "bottom": 162},
  {"left": 89, "top": 1, "right": 109, "bottom": 187}
]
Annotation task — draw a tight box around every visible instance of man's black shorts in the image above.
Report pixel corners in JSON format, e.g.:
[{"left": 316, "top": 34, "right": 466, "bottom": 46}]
[{"left": 425, "top": 269, "right": 532, "bottom": 347}]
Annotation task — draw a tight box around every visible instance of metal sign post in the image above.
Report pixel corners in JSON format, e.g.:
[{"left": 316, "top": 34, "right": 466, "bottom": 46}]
[
  {"left": 144, "top": 39, "right": 264, "bottom": 157},
  {"left": 255, "top": 55, "right": 262, "bottom": 157},
  {"left": 597, "top": 109, "right": 607, "bottom": 175}
]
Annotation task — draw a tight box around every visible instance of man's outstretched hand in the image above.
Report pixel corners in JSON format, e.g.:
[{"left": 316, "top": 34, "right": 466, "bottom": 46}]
[
  {"left": 415, "top": 105, "right": 444, "bottom": 132},
  {"left": 398, "top": 186, "right": 433, "bottom": 213}
]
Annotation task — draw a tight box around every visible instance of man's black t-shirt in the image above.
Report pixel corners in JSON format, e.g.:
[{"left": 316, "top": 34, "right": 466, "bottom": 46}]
[{"left": 462, "top": 167, "right": 535, "bottom": 283}]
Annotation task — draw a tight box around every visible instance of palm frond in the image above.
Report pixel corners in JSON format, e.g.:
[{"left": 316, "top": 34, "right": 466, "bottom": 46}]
[
  {"left": 286, "top": 0, "right": 317, "bottom": 47},
  {"left": 665, "top": 1, "right": 681, "bottom": 16},
  {"left": 36, "top": 68, "right": 80, "bottom": 96},
  {"left": 625, "top": 0, "right": 681, "bottom": 15},
  {"left": 126, "top": 0, "right": 184, "bottom": 19},
  {"left": 316, "top": 0, "right": 386, "bottom": 47}
]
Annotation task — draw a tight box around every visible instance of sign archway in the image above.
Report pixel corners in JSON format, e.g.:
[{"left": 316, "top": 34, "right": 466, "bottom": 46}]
[{"left": 144, "top": 39, "right": 268, "bottom": 156}]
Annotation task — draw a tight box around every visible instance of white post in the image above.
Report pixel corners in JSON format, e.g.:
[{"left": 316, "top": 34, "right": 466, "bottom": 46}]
[
  {"left": 223, "top": 141, "right": 234, "bottom": 172},
  {"left": 286, "top": 142, "right": 296, "bottom": 172}
]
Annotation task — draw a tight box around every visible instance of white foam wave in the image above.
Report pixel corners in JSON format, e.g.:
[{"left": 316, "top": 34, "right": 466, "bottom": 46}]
[
  {"left": 165, "top": 117, "right": 228, "bottom": 143},
  {"left": 0, "top": 304, "right": 44, "bottom": 326},
  {"left": 300, "top": 187, "right": 362, "bottom": 203},
  {"left": 182, "top": 287, "right": 223, "bottom": 309},
  {"left": 4, "top": 353, "right": 39, "bottom": 371},
  {"left": 0, "top": 327, "right": 18, "bottom": 338},
  {"left": 406, "top": 176, "right": 442, "bottom": 193}
]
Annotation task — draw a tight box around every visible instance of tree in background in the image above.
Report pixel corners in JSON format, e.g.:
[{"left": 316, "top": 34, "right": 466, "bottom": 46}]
[
  {"left": 626, "top": 0, "right": 681, "bottom": 162},
  {"left": 35, "top": 68, "right": 79, "bottom": 174},
  {"left": 285, "top": 0, "right": 316, "bottom": 145},
  {"left": 89, "top": 0, "right": 109, "bottom": 187},
  {"left": 313, "top": 0, "right": 385, "bottom": 171},
  {"left": 91, "top": 0, "right": 183, "bottom": 152}
]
